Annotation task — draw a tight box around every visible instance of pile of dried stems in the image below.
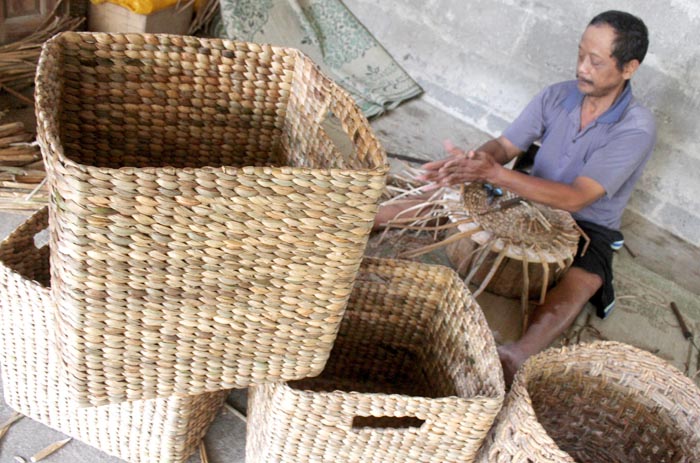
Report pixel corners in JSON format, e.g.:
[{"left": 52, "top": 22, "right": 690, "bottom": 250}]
[
  {"left": 0, "top": 118, "right": 46, "bottom": 214},
  {"left": 0, "top": 1, "right": 84, "bottom": 105}
]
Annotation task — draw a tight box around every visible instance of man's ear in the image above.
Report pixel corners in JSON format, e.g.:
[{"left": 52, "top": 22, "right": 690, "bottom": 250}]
[{"left": 622, "top": 59, "right": 640, "bottom": 79}]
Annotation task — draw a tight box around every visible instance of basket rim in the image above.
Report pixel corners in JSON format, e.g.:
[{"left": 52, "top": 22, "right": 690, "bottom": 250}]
[
  {"left": 35, "top": 31, "right": 389, "bottom": 176},
  {"left": 284, "top": 256, "right": 506, "bottom": 403}
]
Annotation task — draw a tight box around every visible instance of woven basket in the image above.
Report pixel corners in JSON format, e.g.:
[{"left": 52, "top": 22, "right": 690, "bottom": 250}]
[
  {"left": 35, "top": 32, "right": 388, "bottom": 406},
  {"left": 444, "top": 183, "right": 580, "bottom": 331},
  {"left": 0, "top": 208, "right": 227, "bottom": 463},
  {"left": 475, "top": 342, "right": 700, "bottom": 463},
  {"left": 246, "top": 257, "right": 505, "bottom": 463}
]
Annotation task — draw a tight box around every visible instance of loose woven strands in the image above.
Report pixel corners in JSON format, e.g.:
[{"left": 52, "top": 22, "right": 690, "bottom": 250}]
[
  {"left": 246, "top": 258, "right": 505, "bottom": 463},
  {"left": 0, "top": 208, "right": 227, "bottom": 463},
  {"left": 447, "top": 183, "right": 581, "bottom": 330},
  {"left": 35, "top": 32, "right": 388, "bottom": 406},
  {"left": 381, "top": 177, "right": 580, "bottom": 332},
  {"left": 475, "top": 341, "right": 700, "bottom": 463}
]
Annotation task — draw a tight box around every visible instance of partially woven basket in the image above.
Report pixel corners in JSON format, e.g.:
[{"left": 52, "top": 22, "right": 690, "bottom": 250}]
[
  {"left": 444, "top": 182, "right": 580, "bottom": 331},
  {"left": 35, "top": 32, "right": 387, "bottom": 406},
  {"left": 247, "top": 258, "right": 505, "bottom": 463},
  {"left": 0, "top": 208, "right": 227, "bottom": 463},
  {"left": 446, "top": 182, "right": 580, "bottom": 300},
  {"left": 475, "top": 342, "right": 700, "bottom": 463}
]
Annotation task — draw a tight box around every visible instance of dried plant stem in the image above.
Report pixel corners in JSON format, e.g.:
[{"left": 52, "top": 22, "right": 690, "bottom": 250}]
[
  {"left": 30, "top": 437, "right": 71, "bottom": 462},
  {"left": 0, "top": 412, "right": 23, "bottom": 441}
]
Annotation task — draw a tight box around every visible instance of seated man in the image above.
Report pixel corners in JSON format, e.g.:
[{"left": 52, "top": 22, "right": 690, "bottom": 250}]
[{"left": 376, "top": 10, "right": 656, "bottom": 384}]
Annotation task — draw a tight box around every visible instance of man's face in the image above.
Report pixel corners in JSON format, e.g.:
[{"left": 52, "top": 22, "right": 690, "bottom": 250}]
[{"left": 576, "top": 24, "right": 628, "bottom": 98}]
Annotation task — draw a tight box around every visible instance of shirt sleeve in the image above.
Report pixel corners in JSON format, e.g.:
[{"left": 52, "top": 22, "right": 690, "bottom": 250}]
[
  {"left": 579, "top": 125, "right": 656, "bottom": 198},
  {"left": 502, "top": 87, "right": 549, "bottom": 151}
]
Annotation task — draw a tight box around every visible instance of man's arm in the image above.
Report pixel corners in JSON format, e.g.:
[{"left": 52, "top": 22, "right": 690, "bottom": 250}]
[{"left": 420, "top": 147, "right": 605, "bottom": 213}]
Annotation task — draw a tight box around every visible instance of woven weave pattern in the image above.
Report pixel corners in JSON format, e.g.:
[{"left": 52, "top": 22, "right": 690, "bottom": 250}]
[
  {"left": 0, "top": 208, "right": 226, "bottom": 463},
  {"left": 247, "top": 258, "right": 504, "bottom": 463},
  {"left": 35, "top": 32, "right": 387, "bottom": 406},
  {"left": 448, "top": 182, "right": 580, "bottom": 300},
  {"left": 476, "top": 341, "right": 700, "bottom": 463}
]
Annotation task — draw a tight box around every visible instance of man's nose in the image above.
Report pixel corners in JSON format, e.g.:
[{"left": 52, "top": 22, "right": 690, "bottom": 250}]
[{"left": 578, "top": 57, "right": 591, "bottom": 75}]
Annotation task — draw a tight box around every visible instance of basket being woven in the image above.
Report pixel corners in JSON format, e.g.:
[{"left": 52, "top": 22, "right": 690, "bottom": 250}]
[
  {"left": 0, "top": 208, "right": 227, "bottom": 463},
  {"left": 447, "top": 182, "right": 580, "bottom": 299},
  {"left": 35, "top": 32, "right": 388, "bottom": 406},
  {"left": 443, "top": 182, "right": 580, "bottom": 331},
  {"left": 475, "top": 341, "right": 700, "bottom": 463},
  {"left": 246, "top": 258, "right": 505, "bottom": 463}
]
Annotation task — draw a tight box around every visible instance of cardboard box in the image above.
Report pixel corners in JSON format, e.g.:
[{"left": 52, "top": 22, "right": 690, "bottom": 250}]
[{"left": 88, "top": 1, "right": 193, "bottom": 34}]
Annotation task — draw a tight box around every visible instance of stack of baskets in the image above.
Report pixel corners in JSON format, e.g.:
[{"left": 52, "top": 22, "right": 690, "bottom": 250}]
[
  {"left": 1, "top": 30, "right": 392, "bottom": 462},
  {"left": 3, "top": 29, "right": 696, "bottom": 463}
]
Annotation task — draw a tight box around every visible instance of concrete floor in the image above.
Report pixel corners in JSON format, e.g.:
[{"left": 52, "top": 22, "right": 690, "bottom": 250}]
[{"left": 1, "top": 96, "right": 699, "bottom": 462}]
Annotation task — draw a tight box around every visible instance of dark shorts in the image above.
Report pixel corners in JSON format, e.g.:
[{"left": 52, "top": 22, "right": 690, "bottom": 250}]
[{"left": 572, "top": 220, "right": 624, "bottom": 319}]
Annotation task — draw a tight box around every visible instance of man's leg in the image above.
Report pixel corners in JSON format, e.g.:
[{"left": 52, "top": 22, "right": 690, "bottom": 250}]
[{"left": 498, "top": 267, "right": 602, "bottom": 386}]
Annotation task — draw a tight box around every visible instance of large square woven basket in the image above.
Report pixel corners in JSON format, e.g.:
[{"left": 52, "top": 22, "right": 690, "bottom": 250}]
[
  {"left": 0, "top": 208, "right": 227, "bottom": 463},
  {"left": 34, "top": 32, "right": 388, "bottom": 406},
  {"left": 246, "top": 258, "right": 505, "bottom": 463},
  {"left": 475, "top": 341, "right": 700, "bottom": 463}
]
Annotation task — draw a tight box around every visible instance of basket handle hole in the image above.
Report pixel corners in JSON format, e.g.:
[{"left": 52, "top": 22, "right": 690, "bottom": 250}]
[
  {"left": 33, "top": 229, "right": 49, "bottom": 249},
  {"left": 320, "top": 111, "right": 356, "bottom": 159},
  {"left": 351, "top": 416, "right": 425, "bottom": 430}
]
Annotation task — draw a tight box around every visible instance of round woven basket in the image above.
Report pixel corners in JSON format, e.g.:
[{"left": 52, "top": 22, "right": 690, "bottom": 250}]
[
  {"left": 443, "top": 183, "right": 580, "bottom": 331},
  {"left": 35, "top": 32, "right": 388, "bottom": 406},
  {"left": 476, "top": 341, "right": 700, "bottom": 463},
  {"left": 447, "top": 183, "right": 580, "bottom": 300}
]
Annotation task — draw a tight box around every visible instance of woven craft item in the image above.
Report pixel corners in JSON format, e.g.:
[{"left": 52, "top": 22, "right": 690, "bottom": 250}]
[
  {"left": 246, "top": 257, "right": 505, "bottom": 463},
  {"left": 476, "top": 341, "right": 700, "bottom": 463},
  {"left": 35, "top": 32, "right": 387, "bottom": 406},
  {"left": 382, "top": 178, "right": 580, "bottom": 332},
  {"left": 446, "top": 182, "right": 580, "bottom": 307},
  {"left": 0, "top": 208, "right": 227, "bottom": 463}
]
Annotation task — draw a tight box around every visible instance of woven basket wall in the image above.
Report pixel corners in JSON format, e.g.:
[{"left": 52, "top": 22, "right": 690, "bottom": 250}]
[
  {"left": 34, "top": 32, "right": 388, "bottom": 406},
  {"left": 475, "top": 342, "right": 700, "bottom": 463},
  {"left": 0, "top": 208, "right": 227, "bottom": 463},
  {"left": 246, "top": 258, "right": 505, "bottom": 463}
]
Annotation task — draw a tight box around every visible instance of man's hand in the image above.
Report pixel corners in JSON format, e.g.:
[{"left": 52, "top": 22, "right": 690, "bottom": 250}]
[{"left": 418, "top": 145, "right": 501, "bottom": 187}]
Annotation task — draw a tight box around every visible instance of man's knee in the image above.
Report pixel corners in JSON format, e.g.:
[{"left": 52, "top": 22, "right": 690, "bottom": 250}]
[{"left": 562, "top": 266, "right": 603, "bottom": 294}]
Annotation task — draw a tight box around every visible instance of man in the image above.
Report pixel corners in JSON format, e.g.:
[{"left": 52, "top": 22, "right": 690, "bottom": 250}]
[{"left": 377, "top": 11, "right": 656, "bottom": 385}]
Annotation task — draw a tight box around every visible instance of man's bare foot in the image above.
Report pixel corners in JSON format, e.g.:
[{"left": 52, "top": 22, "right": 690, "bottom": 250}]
[{"left": 498, "top": 344, "right": 528, "bottom": 389}]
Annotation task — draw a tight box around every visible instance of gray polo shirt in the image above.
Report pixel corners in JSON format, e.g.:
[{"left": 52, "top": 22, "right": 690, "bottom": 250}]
[{"left": 502, "top": 80, "right": 656, "bottom": 230}]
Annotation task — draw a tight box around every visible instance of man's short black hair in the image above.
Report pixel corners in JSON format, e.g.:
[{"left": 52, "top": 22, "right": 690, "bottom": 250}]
[{"left": 589, "top": 10, "right": 649, "bottom": 71}]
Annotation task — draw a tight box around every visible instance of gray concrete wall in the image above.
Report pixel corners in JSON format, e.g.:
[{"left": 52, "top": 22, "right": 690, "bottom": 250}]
[{"left": 345, "top": 0, "right": 700, "bottom": 246}]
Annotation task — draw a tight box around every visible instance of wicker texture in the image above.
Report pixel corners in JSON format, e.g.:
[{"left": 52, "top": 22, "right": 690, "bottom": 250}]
[
  {"left": 450, "top": 182, "right": 580, "bottom": 299},
  {"left": 476, "top": 341, "right": 700, "bottom": 463},
  {"left": 0, "top": 208, "right": 227, "bottom": 463},
  {"left": 34, "top": 31, "right": 387, "bottom": 406},
  {"left": 246, "top": 257, "right": 505, "bottom": 463}
]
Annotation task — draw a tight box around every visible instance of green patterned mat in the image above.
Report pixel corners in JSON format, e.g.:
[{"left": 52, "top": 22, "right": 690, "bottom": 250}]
[{"left": 206, "top": 0, "right": 422, "bottom": 117}]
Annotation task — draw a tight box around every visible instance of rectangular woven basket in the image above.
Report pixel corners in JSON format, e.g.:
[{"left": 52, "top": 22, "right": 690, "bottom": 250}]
[
  {"left": 34, "top": 32, "right": 388, "bottom": 406},
  {"left": 246, "top": 258, "right": 505, "bottom": 463},
  {"left": 0, "top": 208, "right": 227, "bottom": 463}
]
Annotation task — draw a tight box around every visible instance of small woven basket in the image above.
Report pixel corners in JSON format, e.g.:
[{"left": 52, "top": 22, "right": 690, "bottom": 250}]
[
  {"left": 476, "top": 342, "right": 700, "bottom": 463},
  {"left": 35, "top": 32, "right": 387, "bottom": 406},
  {"left": 246, "top": 257, "right": 505, "bottom": 463},
  {"left": 0, "top": 208, "right": 227, "bottom": 463},
  {"left": 444, "top": 182, "right": 580, "bottom": 331}
]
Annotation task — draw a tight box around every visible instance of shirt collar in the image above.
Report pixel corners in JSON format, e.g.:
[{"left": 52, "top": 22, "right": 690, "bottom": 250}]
[{"left": 562, "top": 80, "right": 633, "bottom": 124}]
